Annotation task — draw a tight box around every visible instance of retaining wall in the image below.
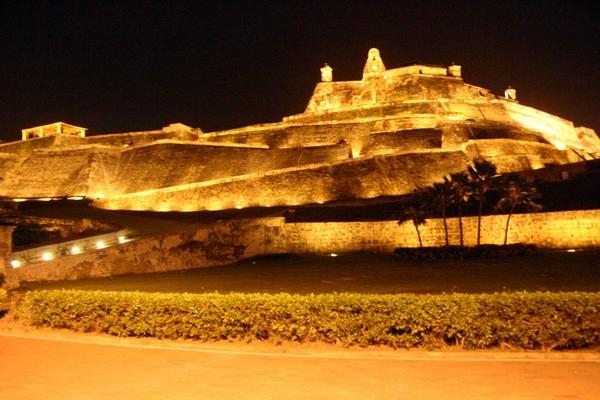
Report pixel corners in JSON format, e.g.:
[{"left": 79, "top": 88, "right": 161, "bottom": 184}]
[{"left": 5, "top": 209, "right": 600, "bottom": 287}]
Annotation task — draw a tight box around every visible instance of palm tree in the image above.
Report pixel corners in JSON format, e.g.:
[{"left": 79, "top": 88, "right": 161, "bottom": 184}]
[
  {"left": 495, "top": 174, "right": 542, "bottom": 245},
  {"left": 397, "top": 193, "right": 428, "bottom": 248},
  {"left": 449, "top": 172, "right": 471, "bottom": 247},
  {"left": 467, "top": 160, "right": 499, "bottom": 245},
  {"left": 426, "top": 179, "right": 453, "bottom": 246}
]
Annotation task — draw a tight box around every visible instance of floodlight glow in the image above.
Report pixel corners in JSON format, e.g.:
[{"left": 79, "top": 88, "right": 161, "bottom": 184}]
[
  {"left": 330, "top": 253, "right": 338, "bottom": 257},
  {"left": 42, "top": 252, "right": 53, "bottom": 261},
  {"left": 11, "top": 260, "right": 21, "bottom": 268},
  {"left": 118, "top": 236, "right": 127, "bottom": 244},
  {"left": 71, "top": 246, "right": 81, "bottom": 255},
  {"left": 96, "top": 240, "right": 106, "bottom": 249},
  {"left": 566, "top": 249, "right": 576, "bottom": 253}
]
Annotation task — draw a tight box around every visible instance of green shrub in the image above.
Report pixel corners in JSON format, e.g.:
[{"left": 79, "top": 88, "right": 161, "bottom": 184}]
[{"left": 19, "top": 290, "right": 600, "bottom": 350}]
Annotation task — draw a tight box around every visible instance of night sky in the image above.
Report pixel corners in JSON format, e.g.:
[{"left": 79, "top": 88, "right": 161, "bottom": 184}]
[{"left": 1, "top": 1, "right": 598, "bottom": 141}]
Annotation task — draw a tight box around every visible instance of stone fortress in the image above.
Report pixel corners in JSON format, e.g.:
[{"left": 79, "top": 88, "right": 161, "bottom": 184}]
[{"left": 1, "top": 48, "right": 598, "bottom": 212}]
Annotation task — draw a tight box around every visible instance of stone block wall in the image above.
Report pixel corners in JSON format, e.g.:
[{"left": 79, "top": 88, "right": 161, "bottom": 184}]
[
  {"left": 110, "top": 141, "right": 350, "bottom": 195},
  {"left": 275, "top": 210, "right": 600, "bottom": 252},
  {"left": 5, "top": 209, "right": 600, "bottom": 286},
  {"left": 0, "top": 146, "right": 121, "bottom": 198},
  {"left": 0, "top": 226, "right": 15, "bottom": 276},
  {"left": 362, "top": 129, "right": 442, "bottom": 156},
  {"left": 6, "top": 218, "right": 272, "bottom": 286},
  {"left": 95, "top": 150, "right": 469, "bottom": 212}
]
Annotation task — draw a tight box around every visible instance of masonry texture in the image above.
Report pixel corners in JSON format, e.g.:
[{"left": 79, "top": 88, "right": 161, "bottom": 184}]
[
  {"left": 0, "top": 49, "right": 598, "bottom": 211},
  {"left": 6, "top": 210, "right": 600, "bottom": 286}
]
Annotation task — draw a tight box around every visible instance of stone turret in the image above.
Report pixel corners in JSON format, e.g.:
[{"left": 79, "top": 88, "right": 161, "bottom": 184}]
[
  {"left": 362, "top": 48, "right": 386, "bottom": 80},
  {"left": 320, "top": 63, "right": 333, "bottom": 82},
  {"left": 505, "top": 86, "right": 517, "bottom": 101},
  {"left": 447, "top": 63, "right": 462, "bottom": 78}
]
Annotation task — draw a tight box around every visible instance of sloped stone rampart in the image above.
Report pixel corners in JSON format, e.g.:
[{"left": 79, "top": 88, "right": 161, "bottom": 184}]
[
  {"left": 362, "top": 129, "right": 442, "bottom": 156},
  {"left": 5, "top": 210, "right": 600, "bottom": 286},
  {"left": 5, "top": 218, "right": 275, "bottom": 286},
  {"left": 0, "top": 141, "right": 350, "bottom": 199},
  {"left": 110, "top": 141, "right": 350, "bottom": 195},
  {"left": 0, "top": 146, "right": 121, "bottom": 198},
  {"left": 94, "top": 150, "right": 469, "bottom": 212},
  {"left": 0, "top": 136, "right": 87, "bottom": 155}
]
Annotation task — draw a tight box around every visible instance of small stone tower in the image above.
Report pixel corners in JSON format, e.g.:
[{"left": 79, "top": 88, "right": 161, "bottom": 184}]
[
  {"left": 447, "top": 63, "right": 462, "bottom": 78},
  {"left": 320, "top": 63, "right": 333, "bottom": 82},
  {"left": 362, "top": 48, "right": 386, "bottom": 80},
  {"left": 504, "top": 86, "right": 517, "bottom": 101}
]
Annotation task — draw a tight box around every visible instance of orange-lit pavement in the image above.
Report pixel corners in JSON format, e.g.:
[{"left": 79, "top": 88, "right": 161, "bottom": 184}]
[{"left": 1, "top": 332, "right": 599, "bottom": 400}]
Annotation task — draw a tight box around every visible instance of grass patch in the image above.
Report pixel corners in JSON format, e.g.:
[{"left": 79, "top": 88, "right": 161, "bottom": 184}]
[
  {"left": 16, "top": 289, "right": 600, "bottom": 350},
  {"left": 19, "top": 251, "right": 600, "bottom": 295}
]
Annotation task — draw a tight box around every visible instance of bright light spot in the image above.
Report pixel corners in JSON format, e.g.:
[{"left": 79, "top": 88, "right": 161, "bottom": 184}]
[
  {"left": 71, "top": 246, "right": 81, "bottom": 255},
  {"left": 95, "top": 193, "right": 105, "bottom": 199},
  {"left": 508, "top": 107, "right": 571, "bottom": 150},
  {"left": 566, "top": 249, "right": 576, "bottom": 253},
  {"left": 235, "top": 205, "right": 243, "bottom": 209},
  {"left": 13, "top": 198, "right": 27, "bottom": 203},
  {"left": 118, "top": 236, "right": 127, "bottom": 244},
  {"left": 11, "top": 260, "right": 21, "bottom": 268},
  {"left": 67, "top": 196, "right": 84, "bottom": 201},
  {"left": 330, "top": 253, "right": 338, "bottom": 257},
  {"left": 351, "top": 149, "right": 361, "bottom": 158},
  {"left": 42, "top": 252, "right": 53, "bottom": 261},
  {"left": 96, "top": 240, "right": 106, "bottom": 249},
  {"left": 446, "top": 115, "right": 465, "bottom": 121},
  {"left": 38, "top": 198, "right": 52, "bottom": 201}
]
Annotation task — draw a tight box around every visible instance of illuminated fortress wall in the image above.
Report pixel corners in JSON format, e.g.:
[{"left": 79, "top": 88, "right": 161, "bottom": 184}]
[
  {"left": 0, "top": 135, "right": 87, "bottom": 155},
  {"left": 95, "top": 150, "right": 469, "bottom": 211},
  {"left": 462, "top": 140, "right": 583, "bottom": 172},
  {"left": 7, "top": 210, "right": 600, "bottom": 286},
  {"left": 109, "top": 140, "right": 351, "bottom": 195},
  {"left": 0, "top": 48, "right": 598, "bottom": 211},
  {"left": 0, "top": 140, "right": 350, "bottom": 199},
  {"left": 0, "top": 146, "right": 121, "bottom": 198}
]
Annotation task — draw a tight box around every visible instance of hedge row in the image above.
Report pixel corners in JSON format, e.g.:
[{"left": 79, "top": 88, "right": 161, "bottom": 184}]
[{"left": 20, "top": 290, "right": 600, "bottom": 349}]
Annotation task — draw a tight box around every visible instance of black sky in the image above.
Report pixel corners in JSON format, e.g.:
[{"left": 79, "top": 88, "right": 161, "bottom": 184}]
[{"left": 1, "top": 1, "right": 598, "bottom": 141}]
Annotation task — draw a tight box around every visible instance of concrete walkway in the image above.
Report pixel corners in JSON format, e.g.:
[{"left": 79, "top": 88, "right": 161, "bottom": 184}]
[{"left": 1, "top": 329, "right": 599, "bottom": 400}]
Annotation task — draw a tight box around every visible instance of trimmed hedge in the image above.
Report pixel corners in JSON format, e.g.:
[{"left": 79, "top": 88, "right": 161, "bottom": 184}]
[{"left": 19, "top": 290, "right": 600, "bottom": 350}]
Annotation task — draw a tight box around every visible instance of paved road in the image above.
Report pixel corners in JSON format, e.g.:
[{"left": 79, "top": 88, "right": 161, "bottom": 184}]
[{"left": 1, "top": 332, "right": 599, "bottom": 400}]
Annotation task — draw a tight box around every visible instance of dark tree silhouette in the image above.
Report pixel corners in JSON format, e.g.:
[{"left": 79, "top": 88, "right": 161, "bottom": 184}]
[
  {"left": 449, "top": 172, "right": 471, "bottom": 247},
  {"left": 397, "top": 193, "right": 428, "bottom": 248},
  {"left": 467, "top": 160, "right": 499, "bottom": 245},
  {"left": 426, "top": 178, "right": 453, "bottom": 246},
  {"left": 495, "top": 175, "right": 542, "bottom": 245}
]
